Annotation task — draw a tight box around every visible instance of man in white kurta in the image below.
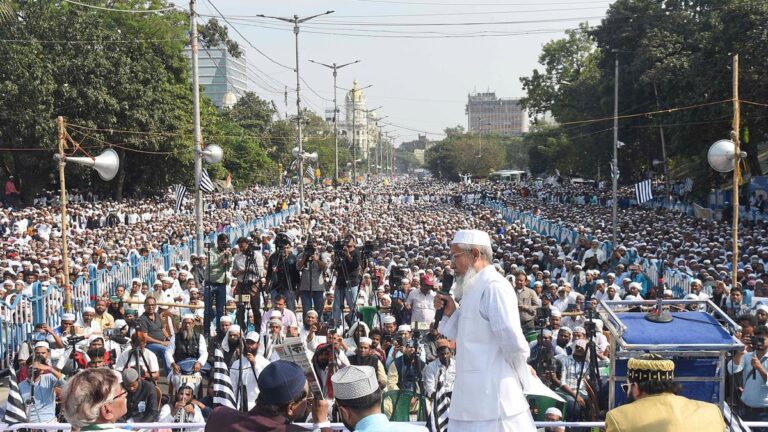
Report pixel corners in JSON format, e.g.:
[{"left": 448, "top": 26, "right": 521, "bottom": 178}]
[{"left": 436, "top": 229, "right": 536, "bottom": 432}]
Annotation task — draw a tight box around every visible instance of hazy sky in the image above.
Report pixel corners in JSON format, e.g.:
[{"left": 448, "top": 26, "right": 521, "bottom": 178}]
[{"left": 197, "top": 0, "right": 615, "bottom": 144}]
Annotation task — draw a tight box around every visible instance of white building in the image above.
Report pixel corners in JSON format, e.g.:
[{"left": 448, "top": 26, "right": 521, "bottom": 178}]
[{"left": 337, "top": 80, "right": 381, "bottom": 162}]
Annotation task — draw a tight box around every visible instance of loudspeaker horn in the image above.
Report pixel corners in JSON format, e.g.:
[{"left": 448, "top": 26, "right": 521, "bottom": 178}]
[
  {"left": 292, "top": 147, "right": 300, "bottom": 158},
  {"left": 57, "top": 149, "right": 120, "bottom": 181},
  {"left": 707, "top": 139, "right": 737, "bottom": 173},
  {"left": 202, "top": 144, "right": 223, "bottom": 164},
  {"left": 306, "top": 152, "right": 318, "bottom": 163}
]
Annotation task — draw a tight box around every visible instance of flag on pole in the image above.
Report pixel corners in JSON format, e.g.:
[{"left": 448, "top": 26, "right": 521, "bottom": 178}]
[
  {"left": 427, "top": 369, "right": 450, "bottom": 432},
  {"left": 635, "top": 179, "right": 653, "bottom": 204},
  {"left": 306, "top": 166, "right": 315, "bottom": 180},
  {"left": 173, "top": 184, "right": 187, "bottom": 213},
  {"left": 200, "top": 169, "right": 215, "bottom": 193},
  {"left": 212, "top": 348, "right": 236, "bottom": 409},
  {"left": 3, "top": 367, "right": 28, "bottom": 425},
  {"left": 610, "top": 162, "right": 619, "bottom": 180}
]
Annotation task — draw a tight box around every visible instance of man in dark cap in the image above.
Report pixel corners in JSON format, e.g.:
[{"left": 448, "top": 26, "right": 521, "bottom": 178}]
[
  {"left": 205, "top": 360, "right": 331, "bottom": 432},
  {"left": 606, "top": 353, "right": 724, "bottom": 431}
]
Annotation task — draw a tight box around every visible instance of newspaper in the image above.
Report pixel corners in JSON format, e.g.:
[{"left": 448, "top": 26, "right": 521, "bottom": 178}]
[{"left": 274, "top": 337, "right": 324, "bottom": 399}]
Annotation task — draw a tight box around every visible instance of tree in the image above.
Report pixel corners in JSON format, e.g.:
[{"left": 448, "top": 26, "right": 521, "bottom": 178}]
[
  {"left": 224, "top": 92, "right": 275, "bottom": 135},
  {"left": 199, "top": 17, "right": 243, "bottom": 58}
]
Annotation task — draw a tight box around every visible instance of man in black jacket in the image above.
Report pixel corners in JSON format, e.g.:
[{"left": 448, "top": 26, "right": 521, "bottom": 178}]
[
  {"left": 122, "top": 367, "right": 159, "bottom": 423},
  {"left": 333, "top": 235, "right": 362, "bottom": 325},
  {"left": 266, "top": 235, "right": 300, "bottom": 311}
]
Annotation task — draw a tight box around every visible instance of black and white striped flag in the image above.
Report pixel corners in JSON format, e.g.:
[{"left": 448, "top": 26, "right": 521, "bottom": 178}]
[
  {"left": 635, "top": 179, "right": 654, "bottom": 204},
  {"left": 428, "top": 368, "right": 450, "bottom": 432},
  {"left": 212, "top": 348, "right": 236, "bottom": 409},
  {"left": 97, "top": 238, "right": 106, "bottom": 250},
  {"left": 305, "top": 166, "right": 315, "bottom": 180},
  {"left": 610, "top": 162, "right": 619, "bottom": 180},
  {"left": 3, "top": 367, "right": 28, "bottom": 424},
  {"left": 200, "top": 169, "right": 215, "bottom": 194},
  {"left": 173, "top": 184, "right": 187, "bottom": 213}
]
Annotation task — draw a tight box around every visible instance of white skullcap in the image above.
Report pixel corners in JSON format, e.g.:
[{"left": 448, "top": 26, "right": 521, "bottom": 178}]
[
  {"left": 545, "top": 407, "right": 563, "bottom": 418},
  {"left": 34, "top": 341, "right": 50, "bottom": 350},
  {"left": 629, "top": 282, "right": 642, "bottom": 290},
  {"left": 397, "top": 324, "right": 411, "bottom": 333},
  {"left": 550, "top": 309, "right": 562, "bottom": 317},
  {"left": 757, "top": 304, "right": 768, "bottom": 314},
  {"left": 268, "top": 318, "right": 282, "bottom": 326},
  {"left": 220, "top": 316, "right": 232, "bottom": 323},
  {"left": 663, "top": 289, "right": 674, "bottom": 297},
  {"left": 189, "top": 287, "right": 199, "bottom": 292},
  {"left": 331, "top": 365, "right": 378, "bottom": 400},
  {"left": 83, "top": 306, "right": 96, "bottom": 313},
  {"left": 228, "top": 324, "right": 242, "bottom": 334},
  {"left": 595, "top": 279, "right": 605, "bottom": 285},
  {"left": 573, "top": 326, "right": 587, "bottom": 334},
  {"left": 162, "top": 277, "right": 174, "bottom": 283},
  {"left": 358, "top": 337, "right": 373, "bottom": 346},
  {"left": 62, "top": 313, "right": 76, "bottom": 322},
  {"left": 382, "top": 316, "right": 396, "bottom": 324},
  {"left": 451, "top": 229, "right": 491, "bottom": 247},
  {"left": 305, "top": 310, "right": 318, "bottom": 317},
  {"left": 182, "top": 313, "right": 195, "bottom": 321},
  {"left": 114, "top": 319, "right": 127, "bottom": 329},
  {"left": 245, "top": 331, "right": 260, "bottom": 342},
  {"left": 270, "top": 310, "right": 282, "bottom": 318}
]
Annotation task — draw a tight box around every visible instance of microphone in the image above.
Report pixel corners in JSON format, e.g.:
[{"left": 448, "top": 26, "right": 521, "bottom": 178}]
[{"left": 434, "top": 273, "right": 454, "bottom": 324}]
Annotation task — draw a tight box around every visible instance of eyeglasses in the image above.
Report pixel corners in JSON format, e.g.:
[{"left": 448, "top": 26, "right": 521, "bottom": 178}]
[
  {"left": 620, "top": 383, "right": 633, "bottom": 393},
  {"left": 451, "top": 252, "right": 467, "bottom": 262},
  {"left": 105, "top": 389, "right": 128, "bottom": 404}
]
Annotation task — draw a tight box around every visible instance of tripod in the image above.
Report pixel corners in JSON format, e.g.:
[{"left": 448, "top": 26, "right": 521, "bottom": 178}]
[
  {"left": 574, "top": 308, "right": 602, "bottom": 419},
  {"left": 236, "top": 246, "right": 259, "bottom": 332},
  {"left": 388, "top": 344, "right": 426, "bottom": 421}
]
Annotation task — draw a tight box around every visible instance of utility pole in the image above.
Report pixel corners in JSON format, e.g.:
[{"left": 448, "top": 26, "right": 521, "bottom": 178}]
[
  {"left": 353, "top": 102, "right": 380, "bottom": 182},
  {"left": 190, "top": 0, "right": 204, "bottom": 256},
  {"left": 611, "top": 50, "right": 619, "bottom": 246},
  {"left": 731, "top": 54, "right": 741, "bottom": 286},
  {"left": 258, "top": 11, "right": 334, "bottom": 211},
  {"left": 653, "top": 83, "right": 671, "bottom": 200},
  {"left": 57, "top": 116, "right": 71, "bottom": 312},
  {"left": 308, "top": 59, "right": 359, "bottom": 182}
]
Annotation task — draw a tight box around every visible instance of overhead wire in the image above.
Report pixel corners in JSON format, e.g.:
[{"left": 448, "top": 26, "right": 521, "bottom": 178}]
[{"left": 62, "top": 0, "right": 179, "bottom": 14}]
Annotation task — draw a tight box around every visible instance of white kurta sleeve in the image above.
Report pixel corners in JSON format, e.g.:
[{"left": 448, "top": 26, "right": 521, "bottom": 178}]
[
  {"left": 165, "top": 337, "right": 176, "bottom": 367},
  {"left": 439, "top": 306, "right": 460, "bottom": 340},
  {"left": 197, "top": 335, "right": 208, "bottom": 365}
]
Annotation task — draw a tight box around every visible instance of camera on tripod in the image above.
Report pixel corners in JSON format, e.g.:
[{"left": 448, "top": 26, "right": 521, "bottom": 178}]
[
  {"left": 363, "top": 240, "right": 377, "bottom": 258},
  {"left": 333, "top": 240, "right": 344, "bottom": 256},
  {"left": 304, "top": 239, "right": 316, "bottom": 256},
  {"left": 535, "top": 306, "right": 551, "bottom": 329},
  {"left": 389, "top": 266, "right": 405, "bottom": 290},
  {"left": 275, "top": 233, "right": 291, "bottom": 249}
]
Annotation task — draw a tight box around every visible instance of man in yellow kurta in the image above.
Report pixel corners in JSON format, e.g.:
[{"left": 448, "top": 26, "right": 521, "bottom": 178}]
[{"left": 606, "top": 353, "right": 725, "bottom": 432}]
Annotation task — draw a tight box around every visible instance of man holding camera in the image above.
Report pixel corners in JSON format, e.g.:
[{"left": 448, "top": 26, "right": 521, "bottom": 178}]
[
  {"left": 266, "top": 235, "right": 300, "bottom": 311},
  {"left": 205, "top": 233, "right": 232, "bottom": 334},
  {"left": 334, "top": 235, "right": 362, "bottom": 326},
  {"left": 20, "top": 353, "right": 64, "bottom": 424},
  {"left": 298, "top": 238, "right": 329, "bottom": 316},
  {"left": 728, "top": 324, "right": 768, "bottom": 425},
  {"left": 233, "top": 236, "right": 264, "bottom": 330}
]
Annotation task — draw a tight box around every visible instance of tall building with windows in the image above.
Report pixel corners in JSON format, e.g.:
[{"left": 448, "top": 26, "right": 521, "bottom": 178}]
[
  {"left": 338, "top": 80, "right": 380, "bottom": 161},
  {"left": 466, "top": 92, "right": 528, "bottom": 136},
  {"left": 188, "top": 47, "right": 248, "bottom": 109}
]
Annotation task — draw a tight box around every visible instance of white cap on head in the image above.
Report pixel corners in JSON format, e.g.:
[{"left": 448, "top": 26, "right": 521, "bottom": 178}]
[
  {"left": 358, "top": 337, "right": 372, "bottom": 346},
  {"left": 550, "top": 309, "right": 562, "bottom": 317},
  {"left": 245, "top": 331, "right": 259, "bottom": 342},
  {"left": 545, "top": 407, "right": 562, "bottom": 418},
  {"left": 62, "top": 313, "right": 76, "bottom": 322},
  {"left": 451, "top": 229, "right": 491, "bottom": 247},
  {"left": 382, "top": 316, "right": 396, "bottom": 325},
  {"left": 34, "top": 341, "right": 50, "bottom": 350},
  {"left": 305, "top": 310, "right": 318, "bottom": 317},
  {"left": 83, "top": 306, "right": 96, "bottom": 313},
  {"left": 397, "top": 324, "right": 411, "bottom": 333},
  {"left": 629, "top": 282, "right": 642, "bottom": 290},
  {"left": 182, "top": 313, "right": 195, "bottom": 322},
  {"left": 331, "top": 365, "right": 378, "bottom": 400},
  {"left": 220, "top": 316, "right": 233, "bottom": 323},
  {"left": 757, "top": 304, "right": 768, "bottom": 314}
]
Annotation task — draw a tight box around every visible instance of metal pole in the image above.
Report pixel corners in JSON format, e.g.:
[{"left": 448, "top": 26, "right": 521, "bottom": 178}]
[
  {"left": 190, "top": 0, "right": 204, "bottom": 256},
  {"left": 57, "top": 116, "right": 72, "bottom": 312},
  {"left": 293, "top": 16, "right": 305, "bottom": 213},
  {"left": 611, "top": 53, "right": 619, "bottom": 246},
  {"left": 732, "top": 54, "right": 740, "bottom": 286},
  {"left": 333, "top": 66, "right": 338, "bottom": 181},
  {"left": 653, "top": 83, "right": 671, "bottom": 200},
  {"left": 352, "top": 96, "right": 356, "bottom": 184}
]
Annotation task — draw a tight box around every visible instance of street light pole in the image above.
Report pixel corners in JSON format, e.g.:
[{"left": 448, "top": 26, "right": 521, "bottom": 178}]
[
  {"left": 258, "top": 10, "right": 334, "bottom": 211},
  {"left": 190, "top": 0, "right": 205, "bottom": 256},
  {"left": 611, "top": 50, "right": 619, "bottom": 246},
  {"left": 308, "top": 59, "right": 359, "bottom": 182}
]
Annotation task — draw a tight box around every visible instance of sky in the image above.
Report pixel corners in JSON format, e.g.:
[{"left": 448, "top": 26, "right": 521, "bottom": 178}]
[{"left": 196, "top": 0, "right": 616, "bottom": 145}]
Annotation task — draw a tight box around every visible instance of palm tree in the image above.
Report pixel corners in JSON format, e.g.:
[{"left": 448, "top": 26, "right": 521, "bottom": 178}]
[{"left": 0, "top": 2, "right": 12, "bottom": 21}]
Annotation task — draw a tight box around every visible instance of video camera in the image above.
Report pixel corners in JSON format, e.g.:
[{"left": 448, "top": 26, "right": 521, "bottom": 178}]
[
  {"left": 389, "top": 266, "right": 405, "bottom": 290},
  {"left": 535, "top": 306, "right": 551, "bottom": 329},
  {"left": 363, "top": 240, "right": 377, "bottom": 258},
  {"left": 333, "top": 240, "right": 344, "bottom": 255},
  {"left": 754, "top": 336, "right": 766, "bottom": 350},
  {"left": 275, "top": 233, "right": 292, "bottom": 249}
]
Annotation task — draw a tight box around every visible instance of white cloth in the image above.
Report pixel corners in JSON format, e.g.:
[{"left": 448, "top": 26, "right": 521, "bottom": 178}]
[
  {"left": 229, "top": 354, "right": 270, "bottom": 410},
  {"left": 439, "top": 265, "right": 533, "bottom": 424},
  {"left": 424, "top": 358, "right": 456, "bottom": 396},
  {"left": 406, "top": 289, "right": 437, "bottom": 325},
  {"left": 114, "top": 347, "right": 160, "bottom": 375},
  {"left": 448, "top": 408, "right": 536, "bottom": 432}
]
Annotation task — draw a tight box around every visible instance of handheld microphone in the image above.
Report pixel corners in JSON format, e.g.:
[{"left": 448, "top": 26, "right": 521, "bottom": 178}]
[{"left": 434, "top": 273, "right": 454, "bottom": 324}]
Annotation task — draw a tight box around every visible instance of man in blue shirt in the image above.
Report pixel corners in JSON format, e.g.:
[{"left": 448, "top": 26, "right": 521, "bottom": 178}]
[
  {"left": 728, "top": 324, "right": 768, "bottom": 423},
  {"left": 332, "top": 365, "right": 427, "bottom": 432},
  {"left": 19, "top": 356, "right": 64, "bottom": 423}
]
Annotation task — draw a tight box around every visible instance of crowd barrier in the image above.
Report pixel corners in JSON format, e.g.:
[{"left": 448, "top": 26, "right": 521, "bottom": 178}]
[
  {"left": 0, "top": 205, "right": 299, "bottom": 370},
  {"left": 487, "top": 201, "right": 695, "bottom": 299}
]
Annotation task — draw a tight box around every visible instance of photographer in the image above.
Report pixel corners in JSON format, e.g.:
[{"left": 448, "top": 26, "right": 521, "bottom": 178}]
[
  {"left": 297, "top": 238, "right": 329, "bottom": 316},
  {"left": 205, "top": 233, "right": 232, "bottom": 333},
  {"left": 333, "top": 235, "right": 362, "bottom": 325},
  {"left": 266, "top": 234, "right": 300, "bottom": 311},
  {"left": 20, "top": 354, "right": 64, "bottom": 424},
  {"left": 728, "top": 324, "right": 768, "bottom": 423},
  {"left": 233, "top": 236, "right": 264, "bottom": 329}
]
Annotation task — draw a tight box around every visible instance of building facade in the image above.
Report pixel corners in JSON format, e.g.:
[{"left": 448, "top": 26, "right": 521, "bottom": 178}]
[
  {"left": 466, "top": 92, "right": 528, "bottom": 136},
  {"left": 188, "top": 47, "right": 248, "bottom": 109},
  {"left": 336, "top": 80, "right": 380, "bottom": 162}
]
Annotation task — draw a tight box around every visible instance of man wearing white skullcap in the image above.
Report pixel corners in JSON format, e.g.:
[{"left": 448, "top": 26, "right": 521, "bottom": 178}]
[
  {"left": 164, "top": 314, "right": 207, "bottom": 394},
  {"left": 79, "top": 306, "right": 102, "bottom": 337},
  {"left": 229, "top": 331, "right": 270, "bottom": 410},
  {"left": 332, "top": 365, "right": 427, "bottom": 432},
  {"left": 434, "top": 229, "right": 536, "bottom": 431}
]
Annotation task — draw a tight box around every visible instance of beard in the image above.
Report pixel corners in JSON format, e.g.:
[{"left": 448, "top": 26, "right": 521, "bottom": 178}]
[{"left": 453, "top": 267, "right": 478, "bottom": 301}]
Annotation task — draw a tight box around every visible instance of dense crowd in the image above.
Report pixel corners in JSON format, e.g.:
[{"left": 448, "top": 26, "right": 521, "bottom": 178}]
[{"left": 2, "top": 176, "right": 767, "bottom": 430}]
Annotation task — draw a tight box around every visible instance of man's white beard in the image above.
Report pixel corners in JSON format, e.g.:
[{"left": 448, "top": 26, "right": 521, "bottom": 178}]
[{"left": 453, "top": 267, "right": 478, "bottom": 301}]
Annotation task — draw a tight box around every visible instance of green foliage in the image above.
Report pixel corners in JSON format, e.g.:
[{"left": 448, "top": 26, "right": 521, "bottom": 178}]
[
  {"left": 425, "top": 132, "right": 509, "bottom": 179},
  {"left": 199, "top": 17, "right": 243, "bottom": 58}
]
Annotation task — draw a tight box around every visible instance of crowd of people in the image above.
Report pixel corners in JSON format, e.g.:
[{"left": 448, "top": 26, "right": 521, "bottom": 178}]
[{"left": 2, "top": 175, "right": 768, "bottom": 431}]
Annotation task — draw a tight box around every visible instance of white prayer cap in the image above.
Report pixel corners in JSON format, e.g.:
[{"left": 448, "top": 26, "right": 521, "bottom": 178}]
[
  {"left": 228, "top": 324, "right": 242, "bottom": 334},
  {"left": 62, "top": 313, "right": 76, "bottom": 322},
  {"left": 331, "top": 365, "right": 378, "bottom": 400},
  {"left": 114, "top": 319, "right": 127, "bottom": 329},
  {"left": 162, "top": 277, "right": 174, "bottom": 283},
  {"left": 270, "top": 310, "right": 282, "bottom": 318},
  {"left": 220, "top": 315, "right": 233, "bottom": 323},
  {"left": 629, "top": 282, "right": 642, "bottom": 290},
  {"left": 595, "top": 279, "right": 605, "bottom": 285},
  {"left": 607, "top": 273, "right": 616, "bottom": 278},
  {"left": 550, "top": 309, "right": 562, "bottom": 318},
  {"left": 245, "top": 331, "right": 260, "bottom": 342},
  {"left": 382, "top": 316, "right": 396, "bottom": 324},
  {"left": 268, "top": 318, "right": 282, "bottom": 326},
  {"left": 545, "top": 407, "right": 563, "bottom": 418},
  {"left": 757, "top": 304, "right": 768, "bottom": 314},
  {"left": 451, "top": 229, "right": 491, "bottom": 247},
  {"left": 358, "top": 337, "right": 372, "bottom": 346},
  {"left": 305, "top": 310, "right": 318, "bottom": 317},
  {"left": 131, "top": 278, "right": 142, "bottom": 284},
  {"left": 83, "top": 306, "right": 96, "bottom": 313},
  {"left": 542, "top": 329, "right": 552, "bottom": 337},
  {"left": 189, "top": 287, "right": 199, "bottom": 293},
  {"left": 182, "top": 313, "right": 195, "bottom": 322},
  {"left": 573, "top": 326, "right": 587, "bottom": 334},
  {"left": 397, "top": 324, "right": 411, "bottom": 333},
  {"left": 663, "top": 289, "right": 674, "bottom": 297},
  {"left": 34, "top": 341, "right": 50, "bottom": 350},
  {"left": 692, "top": 278, "right": 702, "bottom": 285}
]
